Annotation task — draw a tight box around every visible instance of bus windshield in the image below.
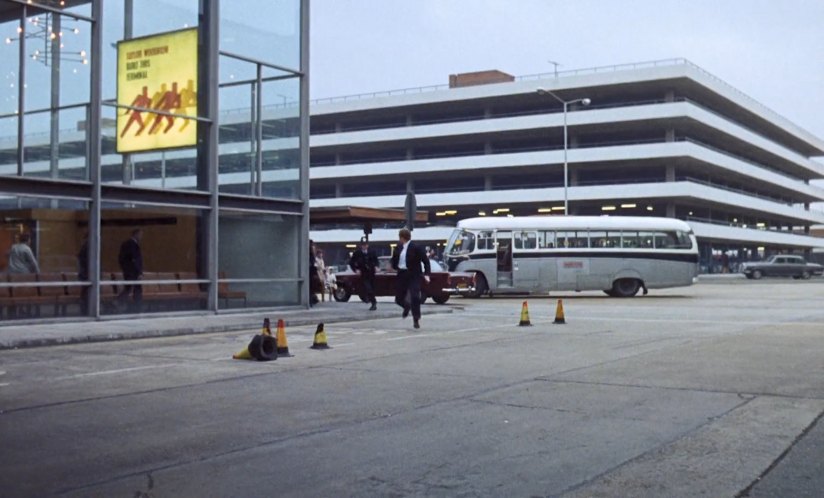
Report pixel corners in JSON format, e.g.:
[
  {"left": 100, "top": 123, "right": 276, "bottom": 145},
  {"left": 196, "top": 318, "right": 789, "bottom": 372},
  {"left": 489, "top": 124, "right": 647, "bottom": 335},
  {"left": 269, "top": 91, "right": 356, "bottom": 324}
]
[{"left": 446, "top": 229, "right": 475, "bottom": 255}]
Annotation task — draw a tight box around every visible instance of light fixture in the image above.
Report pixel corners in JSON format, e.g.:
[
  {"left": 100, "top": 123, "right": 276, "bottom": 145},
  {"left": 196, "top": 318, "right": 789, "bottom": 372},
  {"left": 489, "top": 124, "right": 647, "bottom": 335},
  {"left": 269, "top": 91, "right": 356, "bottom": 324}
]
[
  {"left": 620, "top": 203, "right": 636, "bottom": 209},
  {"left": 537, "top": 208, "right": 552, "bottom": 213},
  {"left": 435, "top": 211, "right": 447, "bottom": 217},
  {"left": 478, "top": 211, "right": 487, "bottom": 216},
  {"left": 733, "top": 218, "right": 738, "bottom": 223},
  {"left": 601, "top": 206, "right": 616, "bottom": 211},
  {"left": 646, "top": 206, "right": 654, "bottom": 211},
  {"left": 688, "top": 211, "right": 693, "bottom": 216},
  {"left": 345, "top": 244, "right": 357, "bottom": 248},
  {"left": 551, "top": 206, "right": 565, "bottom": 211},
  {"left": 756, "top": 222, "right": 765, "bottom": 228},
  {"left": 5, "top": 12, "right": 87, "bottom": 67},
  {"left": 444, "top": 210, "right": 457, "bottom": 215}
]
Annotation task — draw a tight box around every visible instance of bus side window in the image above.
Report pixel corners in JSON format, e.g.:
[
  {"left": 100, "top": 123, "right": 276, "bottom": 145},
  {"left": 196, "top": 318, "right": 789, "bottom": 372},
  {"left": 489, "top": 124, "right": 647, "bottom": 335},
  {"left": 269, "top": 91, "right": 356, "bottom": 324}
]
[
  {"left": 477, "top": 231, "right": 493, "bottom": 250},
  {"left": 654, "top": 231, "right": 677, "bottom": 249},
  {"left": 539, "top": 230, "right": 556, "bottom": 248},
  {"left": 639, "top": 232, "right": 654, "bottom": 249},
  {"left": 621, "top": 231, "right": 639, "bottom": 248}
]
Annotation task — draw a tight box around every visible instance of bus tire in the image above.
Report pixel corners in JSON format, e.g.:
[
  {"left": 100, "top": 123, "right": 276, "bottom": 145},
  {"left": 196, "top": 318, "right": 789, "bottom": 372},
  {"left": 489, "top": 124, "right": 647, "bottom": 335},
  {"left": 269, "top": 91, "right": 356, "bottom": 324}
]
[
  {"left": 467, "top": 273, "right": 488, "bottom": 298},
  {"left": 333, "top": 286, "right": 351, "bottom": 302},
  {"left": 432, "top": 294, "right": 450, "bottom": 304},
  {"left": 611, "top": 278, "right": 641, "bottom": 297}
]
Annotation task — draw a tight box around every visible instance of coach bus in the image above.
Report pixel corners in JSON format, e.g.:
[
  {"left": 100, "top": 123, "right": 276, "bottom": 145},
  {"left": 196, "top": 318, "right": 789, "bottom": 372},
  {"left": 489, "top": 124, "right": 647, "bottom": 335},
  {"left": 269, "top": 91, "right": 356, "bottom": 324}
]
[{"left": 444, "top": 216, "right": 699, "bottom": 297}]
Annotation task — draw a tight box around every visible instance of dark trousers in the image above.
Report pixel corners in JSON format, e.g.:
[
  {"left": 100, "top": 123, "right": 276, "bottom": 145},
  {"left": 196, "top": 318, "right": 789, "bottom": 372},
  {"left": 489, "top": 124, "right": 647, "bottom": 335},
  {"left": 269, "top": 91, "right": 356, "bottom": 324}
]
[
  {"left": 118, "top": 274, "right": 142, "bottom": 312},
  {"left": 361, "top": 275, "right": 376, "bottom": 305},
  {"left": 395, "top": 270, "right": 422, "bottom": 320}
]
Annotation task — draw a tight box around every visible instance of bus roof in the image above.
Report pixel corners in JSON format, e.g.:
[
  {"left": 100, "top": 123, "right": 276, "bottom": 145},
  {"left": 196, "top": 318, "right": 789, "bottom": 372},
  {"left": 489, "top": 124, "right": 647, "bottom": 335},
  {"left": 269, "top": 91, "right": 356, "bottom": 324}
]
[{"left": 455, "top": 216, "right": 693, "bottom": 232}]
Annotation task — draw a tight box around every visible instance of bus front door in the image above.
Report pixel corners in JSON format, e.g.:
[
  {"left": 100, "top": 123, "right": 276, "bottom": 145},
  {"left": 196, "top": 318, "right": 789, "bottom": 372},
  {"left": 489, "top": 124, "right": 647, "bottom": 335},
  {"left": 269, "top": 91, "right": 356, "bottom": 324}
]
[{"left": 496, "top": 231, "right": 513, "bottom": 288}]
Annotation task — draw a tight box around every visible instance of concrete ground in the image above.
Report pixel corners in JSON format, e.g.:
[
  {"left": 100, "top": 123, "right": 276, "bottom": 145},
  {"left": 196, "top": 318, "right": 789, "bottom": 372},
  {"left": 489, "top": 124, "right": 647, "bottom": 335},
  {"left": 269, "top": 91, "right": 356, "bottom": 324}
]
[{"left": 1, "top": 279, "right": 823, "bottom": 497}]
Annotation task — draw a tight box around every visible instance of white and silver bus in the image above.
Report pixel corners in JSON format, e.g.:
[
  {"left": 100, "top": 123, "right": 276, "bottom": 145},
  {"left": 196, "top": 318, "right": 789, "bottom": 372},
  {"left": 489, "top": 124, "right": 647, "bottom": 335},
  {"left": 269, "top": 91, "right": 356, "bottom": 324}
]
[{"left": 444, "top": 216, "right": 699, "bottom": 297}]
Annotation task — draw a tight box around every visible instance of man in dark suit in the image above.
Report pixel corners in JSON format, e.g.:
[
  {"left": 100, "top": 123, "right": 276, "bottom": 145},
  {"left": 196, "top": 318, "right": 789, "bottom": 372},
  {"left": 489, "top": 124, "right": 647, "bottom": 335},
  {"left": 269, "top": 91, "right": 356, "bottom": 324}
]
[
  {"left": 349, "top": 237, "right": 379, "bottom": 310},
  {"left": 118, "top": 228, "right": 143, "bottom": 312},
  {"left": 391, "top": 228, "right": 431, "bottom": 329}
]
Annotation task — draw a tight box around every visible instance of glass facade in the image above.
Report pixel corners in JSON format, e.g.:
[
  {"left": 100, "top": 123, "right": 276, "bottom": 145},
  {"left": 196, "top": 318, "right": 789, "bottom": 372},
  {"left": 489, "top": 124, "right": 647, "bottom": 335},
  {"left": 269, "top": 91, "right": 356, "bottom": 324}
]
[{"left": 0, "top": 0, "right": 309, "bottom": 322}]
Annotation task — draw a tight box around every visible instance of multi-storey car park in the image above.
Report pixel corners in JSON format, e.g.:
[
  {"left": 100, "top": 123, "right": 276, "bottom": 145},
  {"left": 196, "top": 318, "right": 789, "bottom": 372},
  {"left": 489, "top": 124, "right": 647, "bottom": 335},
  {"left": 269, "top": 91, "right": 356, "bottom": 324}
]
[
  {"left": 4, "top": 58, "right": 823, "bottom": 277},
  {"left": 307, "top": 59, "right": 824, "bottom": 272}
]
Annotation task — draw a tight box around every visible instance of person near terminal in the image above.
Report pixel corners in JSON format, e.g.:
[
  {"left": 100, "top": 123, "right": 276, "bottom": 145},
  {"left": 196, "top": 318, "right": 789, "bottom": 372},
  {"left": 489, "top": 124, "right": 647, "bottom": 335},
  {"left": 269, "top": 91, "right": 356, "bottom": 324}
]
[
  {"left": 349, "top": 236, "right": 379, "bottom": 311},
  {"left": 7, "top": 232, "right": 40, "bottom": 274},
  {"left": 308, "top": 240, "right": 322, "bottom": 306},
  {"left": 118, "top": 229, "right": 144, "bottom": 312},
  {"left": 391, "top": 228, "right": 431, "bottom": 329}
]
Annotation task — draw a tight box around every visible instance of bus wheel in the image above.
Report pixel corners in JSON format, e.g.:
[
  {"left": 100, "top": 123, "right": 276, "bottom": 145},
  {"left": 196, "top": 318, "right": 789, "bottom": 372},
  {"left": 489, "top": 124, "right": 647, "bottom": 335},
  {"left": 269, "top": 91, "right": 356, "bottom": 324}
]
[
  {"left": 611, "top": 278, "right": 641, "bottom": 297},
  {"left": 432, "top": 294, "right": 450, "bottom": 304},
  {"left": 467, "top": 274, "right": 488, "bottom": 298},
  {"left": 333, "top": 286, "right": 351, "bottom": 302}
]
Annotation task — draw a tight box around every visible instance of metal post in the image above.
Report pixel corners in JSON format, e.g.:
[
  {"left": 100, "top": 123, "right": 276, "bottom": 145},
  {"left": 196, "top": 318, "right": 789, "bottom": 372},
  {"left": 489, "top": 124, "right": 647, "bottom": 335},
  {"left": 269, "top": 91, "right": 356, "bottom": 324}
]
[
  {"left": 299, "top": 0, "right": 311, "bottom": 307},
  {"left": 562, "top": 101, "right": 568, "bottom": 215},
  {"left": 198, "top": 0, "right": 220, "bottom": 311},
  {"left": 255, "top": 63, "right": 263, "bottom": 196},
  {"left": 121, "top": 0, "right": 133, "bottom": 185},
  {"left": 50, "top": 13, "right": 61, "bottom": 179},
  {"left": 88, "top": 0, "right": 103, "bottom": 318},
  {"left": 17, "top": 5, "right": 26, "bottom": 176}
]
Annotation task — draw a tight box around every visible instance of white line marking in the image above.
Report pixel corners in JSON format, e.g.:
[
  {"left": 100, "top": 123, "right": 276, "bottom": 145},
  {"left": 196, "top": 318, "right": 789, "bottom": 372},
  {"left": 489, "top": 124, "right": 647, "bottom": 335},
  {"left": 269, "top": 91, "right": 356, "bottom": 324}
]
[
  {"left": 54, "top": 363, "right": 179, "bottom": 381},
  {"left": 0, "top": 382, "right": 10, "bottom": 387}
]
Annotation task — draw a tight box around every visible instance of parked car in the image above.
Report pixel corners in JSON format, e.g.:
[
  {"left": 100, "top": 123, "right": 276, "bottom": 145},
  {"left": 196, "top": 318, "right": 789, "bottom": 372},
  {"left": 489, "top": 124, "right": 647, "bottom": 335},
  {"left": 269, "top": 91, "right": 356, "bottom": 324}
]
[
  {"left": 333, "top": 256, "right": 475, "bottom": 304},
  {"left": 740, "top": 255, "right": 824, "bottom": 280}
]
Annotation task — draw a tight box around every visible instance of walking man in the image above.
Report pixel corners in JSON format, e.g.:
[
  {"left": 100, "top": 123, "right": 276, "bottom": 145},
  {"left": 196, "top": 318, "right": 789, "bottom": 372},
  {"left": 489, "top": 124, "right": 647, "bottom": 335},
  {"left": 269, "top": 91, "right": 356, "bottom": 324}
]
[
  {"left": 349, "top": 237, "right": 379, "bottom": 310},
  {"left": 391, "top": 228, "right": 430, "bottom": 329},
  {"left": 118, "top": 229, "right": 144, "bottom": 312}
]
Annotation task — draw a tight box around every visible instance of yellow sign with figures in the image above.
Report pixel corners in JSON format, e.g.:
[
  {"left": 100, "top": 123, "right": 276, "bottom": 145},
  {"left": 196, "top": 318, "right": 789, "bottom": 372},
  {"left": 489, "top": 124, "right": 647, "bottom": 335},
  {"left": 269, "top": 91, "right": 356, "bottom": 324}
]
[{"left": 116, "top": 28, "right": 198, "bottom": 153}]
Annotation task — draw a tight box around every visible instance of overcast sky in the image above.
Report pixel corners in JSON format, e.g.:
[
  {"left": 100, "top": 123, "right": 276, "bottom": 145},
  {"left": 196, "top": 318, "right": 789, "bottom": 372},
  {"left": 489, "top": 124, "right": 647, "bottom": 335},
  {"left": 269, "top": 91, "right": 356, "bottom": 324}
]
[{"left": 310, "top": 0, "right": 824, "bottom": 147}]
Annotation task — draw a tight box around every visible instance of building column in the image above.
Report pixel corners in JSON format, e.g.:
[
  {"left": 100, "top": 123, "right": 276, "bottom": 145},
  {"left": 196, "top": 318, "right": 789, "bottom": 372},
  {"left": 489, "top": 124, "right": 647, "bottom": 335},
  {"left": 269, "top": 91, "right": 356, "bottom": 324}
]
[
  {"left": 406, "top": 179, "right": 414, "bottom": 193},
  {"left": 665, "top": 128, "right": 675, "bottom": 142},
  {"left": 666, "top": 202, "right": 676, "bottom": 218},
  {"left": 334, "top": 183, "right": 343, "bottom": 198},
  {"left": 484, "top": 175, "right": 492, "bottom": 191},
  {"left": 406, "top": 148, "right": 413, "bottom": 160},
  {"left": 484, "top": 141, "right": 492, "bottom": 154},
  {"left": 569, "top": 168, "right": 579, "bottom": 186},
  {"left": 666, "top": 164, "right": 676, "bottom": 182},
  {"left": 665, "top": 89, "right": 675, "bottom": 102}
]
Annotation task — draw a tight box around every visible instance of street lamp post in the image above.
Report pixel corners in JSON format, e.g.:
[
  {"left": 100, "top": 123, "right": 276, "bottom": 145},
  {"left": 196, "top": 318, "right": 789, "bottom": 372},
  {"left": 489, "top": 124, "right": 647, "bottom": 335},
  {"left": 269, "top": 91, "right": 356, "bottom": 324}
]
[{"left": 536, "top": 88, "right": 590, "bottom": 215}]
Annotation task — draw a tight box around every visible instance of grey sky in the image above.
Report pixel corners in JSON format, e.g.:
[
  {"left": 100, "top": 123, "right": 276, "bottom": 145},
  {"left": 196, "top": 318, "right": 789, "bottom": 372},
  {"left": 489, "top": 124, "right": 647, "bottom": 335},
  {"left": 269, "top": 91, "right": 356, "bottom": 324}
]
[{"left": 310, "top": 0, "right": 824, "bottom": 145}]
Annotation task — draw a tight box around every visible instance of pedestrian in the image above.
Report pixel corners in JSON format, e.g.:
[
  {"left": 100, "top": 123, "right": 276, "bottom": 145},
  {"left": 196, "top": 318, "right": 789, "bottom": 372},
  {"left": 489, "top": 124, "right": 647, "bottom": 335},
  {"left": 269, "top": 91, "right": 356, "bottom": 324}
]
[
  {"left": 8, "top": 233, "right": 40, "bottom": 274},
  {"left": 117, "top": 229, "right": 143, "bottom": 312},
  {"left": 391, "top": 228, "right": 431, "bottom": 329},
  {"left": 308, "top": 240, "right": 321, "bottom": 306},
  {"left": 349, "top": 236, "right": 379, "bottom": 310},
  {"left": 721, "top": 251, "right": 730, "bottom": 274},
  {"left": 315, "top": 248, "right": 328, "bottom": 302}
]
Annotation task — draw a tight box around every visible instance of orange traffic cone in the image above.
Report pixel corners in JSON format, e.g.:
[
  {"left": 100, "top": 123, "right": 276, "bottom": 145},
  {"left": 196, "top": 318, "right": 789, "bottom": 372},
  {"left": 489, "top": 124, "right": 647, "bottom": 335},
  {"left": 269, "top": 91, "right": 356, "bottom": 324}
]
[
  {"left": 262, "top": 318, "right": 272, "bottom": 336},
  {"left": 310, "top": 323, "right": 331, "bottom": 350},
  {"left": 518, "top": 301, "right": 532, "bottom": 326},
  {"left": 553, "top": 299, "right": 566, "bottom": 325},
  {"left": 275, "top": 319, "right": 293, "bottom": 357}
]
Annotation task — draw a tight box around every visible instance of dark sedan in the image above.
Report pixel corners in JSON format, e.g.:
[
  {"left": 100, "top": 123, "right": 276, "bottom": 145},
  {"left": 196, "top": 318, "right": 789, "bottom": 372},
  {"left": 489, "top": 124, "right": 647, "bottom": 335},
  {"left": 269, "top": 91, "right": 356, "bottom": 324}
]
[
  {"left": 741, "top": 255, "right": 823, "bottom": 280},
  {"left": 332, "top": 257, "right": 474, "bottom": 304}
]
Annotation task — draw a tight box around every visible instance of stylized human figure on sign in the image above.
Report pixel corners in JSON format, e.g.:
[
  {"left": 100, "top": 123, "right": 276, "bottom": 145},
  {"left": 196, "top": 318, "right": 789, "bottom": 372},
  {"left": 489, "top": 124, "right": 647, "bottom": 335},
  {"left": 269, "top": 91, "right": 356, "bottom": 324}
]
[{"left": 120, "top": 86, "right": 152, "bottom": 138}]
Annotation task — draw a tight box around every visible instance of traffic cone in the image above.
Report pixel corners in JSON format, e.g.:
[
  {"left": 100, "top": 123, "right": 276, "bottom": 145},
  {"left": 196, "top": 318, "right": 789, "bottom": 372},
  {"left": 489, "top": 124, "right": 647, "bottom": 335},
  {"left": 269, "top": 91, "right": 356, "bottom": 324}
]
[
  {"left": 310, "top": 323, "right": 331, "bottom": 350},
  {"left": 232, "top": 345, "right": 253, "bottom": 360},
  {"left": 233, "top": 334, "right": 277, "bottom": 361},
  {"left": 553, "top": 299, "right": 566, "bottom": 324},
  {"left": 261, "top": 318, "right": 272, "bottom": 336},
  {"left": 275, "top": 319, "right": 293, "bottom": 357},
  {"left": 518, "top": 301, "right": 532, "bottom": 326}
]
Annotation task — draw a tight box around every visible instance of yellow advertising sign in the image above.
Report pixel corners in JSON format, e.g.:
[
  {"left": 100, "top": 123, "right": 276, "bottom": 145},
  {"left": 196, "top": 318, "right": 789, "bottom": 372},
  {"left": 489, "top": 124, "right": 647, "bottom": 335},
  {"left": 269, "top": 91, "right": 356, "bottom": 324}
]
[{"left": 116, "top": 28, "right": 198, "bottom": 153}]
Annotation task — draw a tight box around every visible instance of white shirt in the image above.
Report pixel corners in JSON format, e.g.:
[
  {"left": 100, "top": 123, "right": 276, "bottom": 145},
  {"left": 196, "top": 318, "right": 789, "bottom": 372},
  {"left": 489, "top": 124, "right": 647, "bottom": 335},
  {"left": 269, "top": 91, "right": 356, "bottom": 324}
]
[{"left": 398, "top": 241, "right": 410, "bottom": 270}]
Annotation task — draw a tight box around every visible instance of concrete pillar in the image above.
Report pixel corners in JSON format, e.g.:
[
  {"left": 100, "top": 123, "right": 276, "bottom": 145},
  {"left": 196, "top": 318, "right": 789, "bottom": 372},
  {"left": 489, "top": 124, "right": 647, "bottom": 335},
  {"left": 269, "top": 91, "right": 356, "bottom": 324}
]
[
  {"left": 406, "top": 115, "right": 413, "bottom": 126},
  {"left": 406, "top": 148, "right": 414, "bottom": 160},
  {"left": 665, "top": 89, "right": 675, "bottom": 102},
  {"left": 335, "top": 122, "right": 342, "bottom": 132},
  {"left": 335, "top": 184, "right": 343, "bottom": 198},
  {"left": 484, "top": 107, "right": 492, "bottom": 119},
  {"left": 406, "top": 179, "right": 414, "bottom": 193},
  {"left": 484, "top": 175, "right": 492, "bottom": 191},
  {"left": 666, "top": 164, "right": 676, "bottom": 182},
  {"left": 666, "top": 202, "right": 676, "bottom": 218},
  {"left": 334, "top": 153, "right": 341, "bottom": 165},
  {"left": 665, "top": 129, "right": 675, "bottom": 142},
  {"left": 484, "top": 141, "right": 492, "bottom": 154},
  {"left": 569, "top": 134, "right": 579, "bottom": 148},
  {"left": 569, "top": 168, "right": 579, "bottom": 186}
]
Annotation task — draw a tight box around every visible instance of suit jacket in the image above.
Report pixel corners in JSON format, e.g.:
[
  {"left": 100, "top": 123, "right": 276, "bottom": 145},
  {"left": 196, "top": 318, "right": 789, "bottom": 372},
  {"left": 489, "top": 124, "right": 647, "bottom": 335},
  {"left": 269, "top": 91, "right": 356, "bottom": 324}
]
[
  {"left": 391, "top": 241, "right": 431, "bottom": 277},
  {"left": 349, "top": 248, "right": 378, "bottom": 277},
  {"left": 118, "top": 238, "right": 143, "bottom": 278}
]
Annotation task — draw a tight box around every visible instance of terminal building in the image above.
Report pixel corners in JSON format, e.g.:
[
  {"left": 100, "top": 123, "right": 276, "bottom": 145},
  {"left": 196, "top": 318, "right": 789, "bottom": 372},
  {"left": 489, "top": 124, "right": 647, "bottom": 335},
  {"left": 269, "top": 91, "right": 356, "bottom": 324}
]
[
  {"left": 306, "top": 60, "right": 824, "bottom": 272},
  {"left": 0, "top": 0, "right": 310, "bottom": 322}
]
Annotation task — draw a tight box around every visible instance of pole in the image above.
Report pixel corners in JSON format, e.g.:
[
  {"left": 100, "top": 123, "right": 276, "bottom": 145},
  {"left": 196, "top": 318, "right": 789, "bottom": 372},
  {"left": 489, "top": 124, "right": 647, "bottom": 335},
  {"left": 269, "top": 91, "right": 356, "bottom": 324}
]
[{"left": 563, "top": 101, "right": 568, "bottom": 215}]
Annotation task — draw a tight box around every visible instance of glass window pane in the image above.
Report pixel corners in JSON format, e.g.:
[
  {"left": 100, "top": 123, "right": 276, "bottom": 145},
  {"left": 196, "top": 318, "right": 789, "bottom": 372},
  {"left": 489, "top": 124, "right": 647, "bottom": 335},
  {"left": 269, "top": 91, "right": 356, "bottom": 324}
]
[
  {"left": 538, "top": 230, "right": 555, "bottom": 249},
  {"left": 133, "top": 0, "right": 198, "bottom": 39},
  {"left": 23, "top": 106, "right": 89, "bottom": 180},
  {"left": 217, "top": 281, "right": 299, "bottom": 310},
  {"left": 218, "top": 210, "right": 300, "bottom": 280},
  {"left": 219, "top": 77, "right": 255, "bottom": 194},
  {"left": 220, "top": 0, "right": 301, "bottom": 71},
  {"left": 0, "top": 114, "right": 18, "bottom": 177},
  {"left": 260, "top": 76, "right": 300, "bottom": 199},
  {"left": 0, "top": 10, "right": 21, "bottom": 117},
  {"left": 0, "top": 193, "right": 89, "bottom": 320},
  {"left": 100, "top": 201, "right": 207, "bottom": 315}
]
